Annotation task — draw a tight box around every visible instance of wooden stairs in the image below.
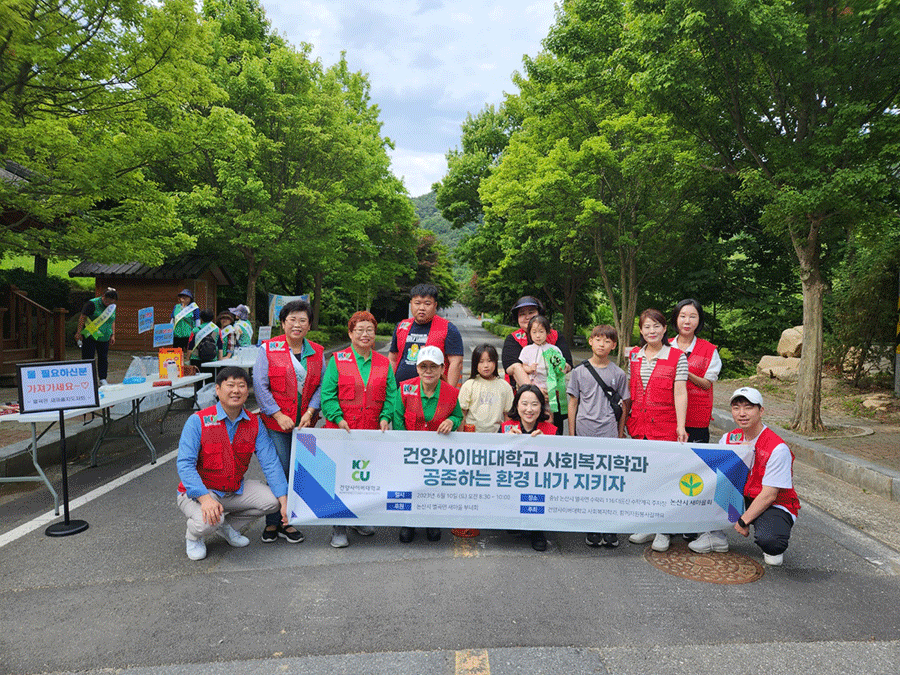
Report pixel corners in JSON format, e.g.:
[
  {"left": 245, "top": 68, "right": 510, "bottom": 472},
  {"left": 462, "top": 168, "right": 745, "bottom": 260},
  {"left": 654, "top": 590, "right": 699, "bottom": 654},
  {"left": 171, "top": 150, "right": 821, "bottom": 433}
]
[{"left": 0, "top": 285, "right": 67, "bottom": 386}]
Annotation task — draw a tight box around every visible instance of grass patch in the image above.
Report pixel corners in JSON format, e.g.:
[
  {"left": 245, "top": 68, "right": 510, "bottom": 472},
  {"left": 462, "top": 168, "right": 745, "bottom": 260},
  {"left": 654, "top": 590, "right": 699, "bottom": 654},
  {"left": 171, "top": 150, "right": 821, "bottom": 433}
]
[{"left": 1, "top": 255, "right": 93, "bottom": 289}]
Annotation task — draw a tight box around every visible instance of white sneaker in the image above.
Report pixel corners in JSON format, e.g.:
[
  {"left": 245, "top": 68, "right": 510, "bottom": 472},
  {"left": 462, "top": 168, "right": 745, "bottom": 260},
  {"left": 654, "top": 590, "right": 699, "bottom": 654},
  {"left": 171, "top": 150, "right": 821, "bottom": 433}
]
[
  {"left": 331, "top": 526, "right": 349, "bottom": 548},
  {"left": 651, "top": 533, "right": 671, "bottom": 552},
  {"left": 763, "top": 552, "right": 784, "bottom": 566},
  {"left": 688, "top": 531, "right": 729, "bottom": 554},
  {"left": 351, "top": 525, "right": 375, "bottom": 536},
  {"left": 629, "top": 533, "right": 655, "bottom": 544},
  {"left": 186, "top": 537, "right": 207, "bottom": 561},
  {"left": 217, "top": 523, "right": 250, "bottom": 547}
]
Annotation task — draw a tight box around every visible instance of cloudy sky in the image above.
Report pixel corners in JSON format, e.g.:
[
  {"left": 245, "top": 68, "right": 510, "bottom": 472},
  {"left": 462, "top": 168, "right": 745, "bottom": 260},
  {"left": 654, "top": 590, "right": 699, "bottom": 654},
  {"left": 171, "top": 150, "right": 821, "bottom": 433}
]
[{"left": 259, "top": 1, "right": 557, "bottom": 197}]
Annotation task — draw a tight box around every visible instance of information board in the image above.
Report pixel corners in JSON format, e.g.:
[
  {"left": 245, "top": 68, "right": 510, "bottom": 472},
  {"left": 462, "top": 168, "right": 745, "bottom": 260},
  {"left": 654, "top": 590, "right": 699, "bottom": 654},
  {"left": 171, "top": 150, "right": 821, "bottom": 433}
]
[{"left": 17, "top": 360, "right": 99, "bottom": 414}]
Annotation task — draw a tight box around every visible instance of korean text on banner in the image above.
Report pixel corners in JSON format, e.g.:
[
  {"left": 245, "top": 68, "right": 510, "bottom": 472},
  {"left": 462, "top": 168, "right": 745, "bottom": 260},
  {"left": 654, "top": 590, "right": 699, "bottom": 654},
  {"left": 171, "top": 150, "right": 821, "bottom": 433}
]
[
  {"left": 153, "top": 323, "right": 174, "bottom": 347},
  {"left": 137, "top": 307, "right": 154, "bottom": 333},
  {"left": 286, "top": 430, "right": 753, "bottom": 533}
]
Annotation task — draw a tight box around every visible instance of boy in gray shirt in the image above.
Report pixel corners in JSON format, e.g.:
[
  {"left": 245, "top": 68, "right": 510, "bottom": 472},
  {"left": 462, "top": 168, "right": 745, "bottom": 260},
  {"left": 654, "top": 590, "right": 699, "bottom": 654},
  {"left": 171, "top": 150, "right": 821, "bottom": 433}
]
[{"left": 567, "top": 325, "right": 631, "bottom": 547}]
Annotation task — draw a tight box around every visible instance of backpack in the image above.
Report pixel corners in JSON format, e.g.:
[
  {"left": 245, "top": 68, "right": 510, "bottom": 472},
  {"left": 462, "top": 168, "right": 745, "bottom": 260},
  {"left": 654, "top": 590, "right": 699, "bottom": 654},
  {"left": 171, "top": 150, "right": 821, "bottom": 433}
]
[{"left": 197, "top": 333, "right": 218, "bottom": 362}]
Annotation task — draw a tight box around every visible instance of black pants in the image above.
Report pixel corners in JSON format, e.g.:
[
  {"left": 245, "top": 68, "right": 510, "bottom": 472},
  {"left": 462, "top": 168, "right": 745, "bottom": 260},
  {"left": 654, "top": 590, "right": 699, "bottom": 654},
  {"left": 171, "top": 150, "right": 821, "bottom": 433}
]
[
  {"left": 747, "top": 499, "right": 794, "bottom": 555},
  {"left": 686, "top": 426, "right": 710, "bottom": 443},
  {"left": 81, "top": 336, "right": 110, "bottom": 380}
]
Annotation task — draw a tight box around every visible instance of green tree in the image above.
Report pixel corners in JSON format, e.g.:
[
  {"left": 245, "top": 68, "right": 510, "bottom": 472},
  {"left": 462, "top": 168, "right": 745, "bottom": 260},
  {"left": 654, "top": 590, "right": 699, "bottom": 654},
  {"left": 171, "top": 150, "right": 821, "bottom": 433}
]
[
  {"left": 434, "top": 104, "right": 520, "bottom": 229},
  {"left": 179, "top": 1, "right": 413, "bottom": 324},
  {"left": 0, "top": 0, "right": 212, "bottom": 268},
  {"left": 627, "top": 0, "right": 900, "bottom": 431}
]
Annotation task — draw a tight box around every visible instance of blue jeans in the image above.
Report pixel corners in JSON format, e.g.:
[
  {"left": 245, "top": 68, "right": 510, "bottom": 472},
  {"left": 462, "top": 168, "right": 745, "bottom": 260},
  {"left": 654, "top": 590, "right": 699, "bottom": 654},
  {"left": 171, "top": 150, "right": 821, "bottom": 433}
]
[{"left": 265, "top": 428, "right": 293, "bottom": 527}]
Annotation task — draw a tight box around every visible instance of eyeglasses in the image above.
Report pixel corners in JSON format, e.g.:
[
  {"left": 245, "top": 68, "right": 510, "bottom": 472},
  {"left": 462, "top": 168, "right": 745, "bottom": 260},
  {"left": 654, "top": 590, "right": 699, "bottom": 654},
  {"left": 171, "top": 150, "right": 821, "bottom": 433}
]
[
  {"left": 284, "top": 316, "right": 309, "bottom": 325},
  {"left": 352, "top": 327, "right": 375, "bottom": 336}
]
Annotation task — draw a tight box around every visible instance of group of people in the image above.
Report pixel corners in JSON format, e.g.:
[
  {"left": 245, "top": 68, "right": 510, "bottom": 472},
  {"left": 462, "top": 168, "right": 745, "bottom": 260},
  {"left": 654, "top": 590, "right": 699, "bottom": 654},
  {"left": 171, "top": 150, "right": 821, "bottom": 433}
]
[
  {"left": 75, "top": 287, "right": 255, "bottom": 385},
  {"left": 170, "top": 288, "right": 254, "bottom": 369},
  {"left": 175, "top": 287, "right": 797, "bottom": 567}
]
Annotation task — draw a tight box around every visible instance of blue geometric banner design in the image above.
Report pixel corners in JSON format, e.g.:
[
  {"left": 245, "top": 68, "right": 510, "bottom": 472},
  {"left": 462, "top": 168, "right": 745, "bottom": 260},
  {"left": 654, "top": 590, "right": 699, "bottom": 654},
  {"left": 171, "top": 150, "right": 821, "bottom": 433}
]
[
  {"left": 692, "top": 448, "right": 750, "bottom": 523},
  {"left": 291, "top": 432, "right": 357, "bottom": 520}
]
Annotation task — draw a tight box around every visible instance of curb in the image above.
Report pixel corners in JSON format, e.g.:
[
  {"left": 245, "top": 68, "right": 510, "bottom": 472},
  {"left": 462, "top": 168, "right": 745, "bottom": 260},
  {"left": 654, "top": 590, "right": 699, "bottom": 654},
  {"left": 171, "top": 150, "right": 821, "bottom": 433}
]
[{"left": 711, "top": 408, "right": 900, "bottom": 503}]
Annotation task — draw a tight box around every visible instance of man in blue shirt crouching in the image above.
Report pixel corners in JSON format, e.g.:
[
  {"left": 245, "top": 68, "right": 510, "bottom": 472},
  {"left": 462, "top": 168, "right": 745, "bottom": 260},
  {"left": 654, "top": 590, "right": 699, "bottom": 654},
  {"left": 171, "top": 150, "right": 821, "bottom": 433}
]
[{"left": 176, "top": 367, "right": 288, "bottom": 561}]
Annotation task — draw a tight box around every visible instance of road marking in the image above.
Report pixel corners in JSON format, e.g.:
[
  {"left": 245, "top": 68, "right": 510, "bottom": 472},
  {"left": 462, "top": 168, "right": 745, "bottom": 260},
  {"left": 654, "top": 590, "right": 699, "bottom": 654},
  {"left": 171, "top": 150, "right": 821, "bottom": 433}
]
[
  {"left": 0, "top": 449, "right": 178, "bottom": 549},
  {"left": 455, "top": 648, "right": 491, "bottom": 675}
]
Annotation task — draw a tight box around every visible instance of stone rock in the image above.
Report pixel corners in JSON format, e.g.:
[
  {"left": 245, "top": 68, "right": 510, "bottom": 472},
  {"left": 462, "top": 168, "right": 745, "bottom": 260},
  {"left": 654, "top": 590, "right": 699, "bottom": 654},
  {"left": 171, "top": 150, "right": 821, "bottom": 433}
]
[
  {"left": 862, "top": 395, "right": 892, "bottom": 410},
  {"left": 757, "top": 355, "right": 801, "bottom": 381},
  {"left": 777, "top": 326, "right": 804, "bottom": 358}
]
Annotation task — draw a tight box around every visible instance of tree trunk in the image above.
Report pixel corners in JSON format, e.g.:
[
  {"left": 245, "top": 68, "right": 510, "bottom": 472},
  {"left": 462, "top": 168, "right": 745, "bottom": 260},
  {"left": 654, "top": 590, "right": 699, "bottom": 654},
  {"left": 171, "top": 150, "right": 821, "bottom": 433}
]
[
  {"left": 34, "top": 255, "right": 48, "bottom": 277},
  {"left": 312, "top": 271, "right": 324, "bottom": 330},
  {"left": 789, "top": 217, "right": 826, "bottom": 433},
  {"left": 562, "top": 273, "right": 576, "bottom": 344},
  {"left": 245, "top": 267, "right": 261, "bottom": 324}
]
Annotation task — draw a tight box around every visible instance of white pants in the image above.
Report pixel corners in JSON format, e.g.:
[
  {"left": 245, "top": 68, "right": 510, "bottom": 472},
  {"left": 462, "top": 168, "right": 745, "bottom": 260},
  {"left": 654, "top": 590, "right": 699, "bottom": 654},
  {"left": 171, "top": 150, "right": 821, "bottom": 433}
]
[{"left": 177, "top": 479, "right": 279, "bottom": 540}]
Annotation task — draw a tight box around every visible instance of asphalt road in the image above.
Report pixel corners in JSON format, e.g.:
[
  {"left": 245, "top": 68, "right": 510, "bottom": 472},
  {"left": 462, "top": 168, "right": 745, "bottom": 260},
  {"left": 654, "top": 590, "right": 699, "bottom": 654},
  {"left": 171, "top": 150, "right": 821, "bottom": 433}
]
[{"left": 2, "top": 305, "right": 899, "bottom": 675}]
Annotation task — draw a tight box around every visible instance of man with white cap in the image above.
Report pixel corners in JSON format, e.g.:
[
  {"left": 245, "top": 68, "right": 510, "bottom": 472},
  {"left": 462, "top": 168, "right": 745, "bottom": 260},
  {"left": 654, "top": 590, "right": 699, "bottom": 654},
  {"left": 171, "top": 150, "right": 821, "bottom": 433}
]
[
  {"left": 689, "top": 386, "right": 800, "bottom": 565},
  {"left": 394, "top": 345, "right": 463, "bottom": 543}
]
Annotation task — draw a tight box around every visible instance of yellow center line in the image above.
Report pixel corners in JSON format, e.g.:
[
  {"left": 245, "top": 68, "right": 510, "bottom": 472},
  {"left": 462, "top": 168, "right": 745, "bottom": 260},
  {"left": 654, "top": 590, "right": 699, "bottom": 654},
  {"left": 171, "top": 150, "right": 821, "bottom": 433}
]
[{"left": 455, "top": 648, "right": 490, "bottom": 675}]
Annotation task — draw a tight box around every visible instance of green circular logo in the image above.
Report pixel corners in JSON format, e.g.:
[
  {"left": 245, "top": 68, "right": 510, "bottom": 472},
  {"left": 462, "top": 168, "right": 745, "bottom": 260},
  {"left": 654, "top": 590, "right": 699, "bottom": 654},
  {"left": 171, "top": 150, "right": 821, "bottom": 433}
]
[{"left": 680, "top": 473, "right": 703, "bottom": 496}]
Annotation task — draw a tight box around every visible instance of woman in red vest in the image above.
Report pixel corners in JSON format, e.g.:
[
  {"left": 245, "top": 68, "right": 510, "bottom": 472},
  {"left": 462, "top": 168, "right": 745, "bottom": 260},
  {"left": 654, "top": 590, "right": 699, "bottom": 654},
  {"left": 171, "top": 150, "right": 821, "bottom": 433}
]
[
  {"left": 253, "top": 299, "right": 324, "bottom": 545},
  {"left": 670, "top": 299, "right": 721, "bottom": 444},
  {"left": 625, "top": 308, "right": 689, "bottom": 553},
  {"left": 320, "top": 311, "right": 400, "bottom": 547},
  {"left": 394, "top": 345, "right": 462, "bottom": 544},
  {"left": 500, "top": 384, "right": 557, "bottom": 552}
]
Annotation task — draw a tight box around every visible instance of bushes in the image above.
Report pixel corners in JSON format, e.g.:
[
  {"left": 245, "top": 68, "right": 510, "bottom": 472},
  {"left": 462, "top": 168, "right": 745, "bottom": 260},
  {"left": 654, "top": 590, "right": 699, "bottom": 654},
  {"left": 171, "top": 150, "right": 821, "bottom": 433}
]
[
  {"left": 0, "top": 267, "right": 76, "bottom": 313},
  {"left": 482, "top": 320, "right": 515, "bottom": 338}
]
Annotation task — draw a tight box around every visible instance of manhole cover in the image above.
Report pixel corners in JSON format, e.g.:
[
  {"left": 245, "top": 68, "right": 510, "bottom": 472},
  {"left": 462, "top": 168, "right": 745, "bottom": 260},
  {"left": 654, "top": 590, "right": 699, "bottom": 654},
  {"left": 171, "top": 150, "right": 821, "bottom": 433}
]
[{"left": 643, "top": 541, "right": 765, "bottom": 584}]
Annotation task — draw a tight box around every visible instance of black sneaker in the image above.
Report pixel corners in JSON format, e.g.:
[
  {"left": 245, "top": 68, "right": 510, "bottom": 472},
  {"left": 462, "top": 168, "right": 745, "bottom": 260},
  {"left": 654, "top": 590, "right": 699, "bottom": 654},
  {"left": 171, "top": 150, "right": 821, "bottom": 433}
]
[
  {"left": 530, "top": 531, "right": 548, "bottom": 552},
  {"left": 585, "top": 533, "right": 603, "bottom": 547},
  {"left": 261, "top": 526, "right": 278, "bottom": 543},
  {"left": 602, "top": 533, "right": 619, "bottom": 548},
  {"left": 278, "top": 525, "right": 304, "bottom": 543}
]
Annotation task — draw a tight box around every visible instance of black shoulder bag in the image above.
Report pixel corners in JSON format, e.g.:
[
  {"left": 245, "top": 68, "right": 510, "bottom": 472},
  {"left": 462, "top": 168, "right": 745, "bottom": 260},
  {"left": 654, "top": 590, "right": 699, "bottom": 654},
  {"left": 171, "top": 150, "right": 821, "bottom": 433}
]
[{"left": 581, "top": 360, "right": 623, "bottom": 422}]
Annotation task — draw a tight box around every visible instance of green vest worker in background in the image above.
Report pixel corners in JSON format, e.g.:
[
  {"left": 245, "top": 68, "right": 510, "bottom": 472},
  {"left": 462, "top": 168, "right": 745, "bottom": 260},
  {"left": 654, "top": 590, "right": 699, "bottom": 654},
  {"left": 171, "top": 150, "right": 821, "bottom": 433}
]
[{"left": 75, "top": 287, "right": 118, "bottom": 385}]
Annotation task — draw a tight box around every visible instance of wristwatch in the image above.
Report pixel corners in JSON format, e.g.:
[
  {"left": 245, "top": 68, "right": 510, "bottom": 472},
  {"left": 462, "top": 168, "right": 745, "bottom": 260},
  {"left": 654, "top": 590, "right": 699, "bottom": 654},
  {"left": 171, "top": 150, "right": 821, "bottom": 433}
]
[{"left": 737, "top": 517, "right": 748, "bottom": 528}]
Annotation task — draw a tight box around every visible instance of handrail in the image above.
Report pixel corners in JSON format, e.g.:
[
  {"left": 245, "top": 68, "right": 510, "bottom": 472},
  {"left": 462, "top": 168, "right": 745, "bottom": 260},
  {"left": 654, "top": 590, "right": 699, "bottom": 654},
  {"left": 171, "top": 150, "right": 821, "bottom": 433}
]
[
  {"left": 11, "top": 285, "right": 52, "bottom": 313},
  {"left": 1, "top": 284, "right": 67, "bottom": 363}
]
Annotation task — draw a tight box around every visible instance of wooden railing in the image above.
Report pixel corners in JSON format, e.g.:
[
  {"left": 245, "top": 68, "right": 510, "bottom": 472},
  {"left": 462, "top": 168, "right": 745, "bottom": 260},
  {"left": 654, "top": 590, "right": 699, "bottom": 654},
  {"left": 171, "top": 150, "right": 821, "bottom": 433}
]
[{"left": 0, "top": 285, "right": 67, "bottom": 376}]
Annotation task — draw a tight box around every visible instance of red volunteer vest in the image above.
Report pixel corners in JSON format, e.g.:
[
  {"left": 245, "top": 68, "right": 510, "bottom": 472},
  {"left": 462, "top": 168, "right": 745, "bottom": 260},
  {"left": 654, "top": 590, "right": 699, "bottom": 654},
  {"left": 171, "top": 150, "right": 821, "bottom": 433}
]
[
  {"left": 725, "top": 427, "right": 801, "bottom": 516},
  {"left": 178, "top": 406, "right": 258, "bottom": 493},
  {"left": 506, "top": 328, "right": 560, "bottom": 385},
  {"left": 324, "top": 348, "right": 389, "bottom": 430},
  {"left": 500, "top": 419, "right": 558, "bottom": 435},
  {"left": 684, "top": 338, "right": 716, "bottom": 428},
  {"left": 626, "top": 345, "right": 683, "bottom": 441},
  {"left": 394, "top": 315, "right": 452, "bottom": 380},
  {"left": 260, "top": 337, "right": 324, "bottom": 432},
  {"left": 399, "top": 377, "right": 459, "bottom": 431}
]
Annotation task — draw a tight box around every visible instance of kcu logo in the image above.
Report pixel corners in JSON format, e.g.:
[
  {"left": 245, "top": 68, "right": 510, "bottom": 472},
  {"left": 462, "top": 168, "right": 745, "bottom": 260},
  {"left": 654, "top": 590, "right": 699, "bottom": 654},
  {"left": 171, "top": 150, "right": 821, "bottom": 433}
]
[{"left": 351, "top": 459, "right": 370, "bottom": 482}]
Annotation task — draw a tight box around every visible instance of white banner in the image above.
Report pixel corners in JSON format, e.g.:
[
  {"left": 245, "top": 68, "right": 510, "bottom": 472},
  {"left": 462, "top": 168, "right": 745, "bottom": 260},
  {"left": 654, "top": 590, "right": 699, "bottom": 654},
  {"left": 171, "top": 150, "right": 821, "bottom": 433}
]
[{"left": 286, "top": 429, "right": 753, "bottom": 533}]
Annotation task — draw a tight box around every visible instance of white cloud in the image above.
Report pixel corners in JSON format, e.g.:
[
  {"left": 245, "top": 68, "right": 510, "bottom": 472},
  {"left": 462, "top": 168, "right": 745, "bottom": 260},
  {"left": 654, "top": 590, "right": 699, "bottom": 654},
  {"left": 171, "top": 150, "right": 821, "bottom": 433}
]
[
  {"left": 259, "top": 0, "right": 557, "bottom": 194},
  {"left": 388, "top": 148, "right": 448, "bottom": 198}
]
